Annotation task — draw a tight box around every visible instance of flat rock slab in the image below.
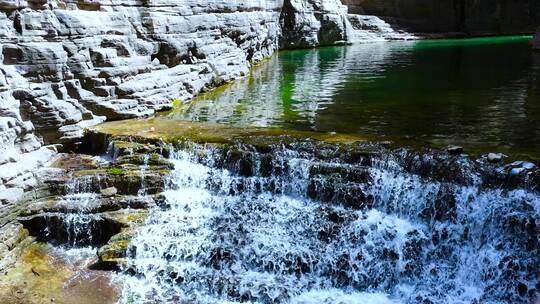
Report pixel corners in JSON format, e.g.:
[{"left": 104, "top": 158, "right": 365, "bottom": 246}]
[
  {"left": 91, "top": 118, "right": 370, "bottom": 145},
  {"left": 0, "top": 242, "right": 120, "bottom": 304}
]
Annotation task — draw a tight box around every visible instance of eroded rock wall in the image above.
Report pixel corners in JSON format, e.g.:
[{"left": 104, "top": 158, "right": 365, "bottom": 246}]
[
  {"left": 535, "top": 27, "right": 540, "bottom": 49},
  {"left": 343, "top": 0, "right": 540, "bottom": 35},
  {"left": 280, "top": 0, "right": 353, "bottom": 48},
  {"left": 0, "top": 0, "right": 354, "bottom": 204}
]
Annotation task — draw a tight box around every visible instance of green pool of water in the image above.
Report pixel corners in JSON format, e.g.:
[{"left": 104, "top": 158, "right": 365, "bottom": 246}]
[{"left": 161, "top": 35, "right": 540, "bottom": 160}]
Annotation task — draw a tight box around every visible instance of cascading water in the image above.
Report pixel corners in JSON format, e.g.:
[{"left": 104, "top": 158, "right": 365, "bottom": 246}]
[
  {"left": 42, "top": 177, "right": 104, "bottom": 247},
  {"left": 20, "top": 163, "right": 126, "bottom": 248},
  {"left": 118, "top": 142, "right": 539, "bottom": 304},
  {"left": 138, "top": 154, "right": 150, "bottom": 197}
]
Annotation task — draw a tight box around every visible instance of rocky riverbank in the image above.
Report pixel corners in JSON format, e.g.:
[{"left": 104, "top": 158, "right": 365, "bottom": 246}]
[
  {"left": 0, "top": 0, "right": 419, "bottom": 207},
  {"left": 1, "top": 1, "right": 539, "bottom": 302},
  {"left": 0, "top": 134, "right": 172, "bottom": 303},
  {"left": 3, "top": 0, "right": 538, "bottom": 206}
]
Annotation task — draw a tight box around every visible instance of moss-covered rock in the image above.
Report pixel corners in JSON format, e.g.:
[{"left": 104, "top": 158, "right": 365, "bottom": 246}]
[
  {"left": 114, "top": 153, "right": 174, "bottom": 168},
  {"left": 0, "top": 242, "right": 120, "bottom": 304},
  {"left": 97, "top": 210, "right": 150, "bottom": 268},
  {"left": 90, "top": 119, "right": 369, "bottom": 146},
  {"left": 0, "top": 223, "right": 30, "bottom": 273},
  {"left": 97, "top": 229, "right": 136, "bottom": 268}
]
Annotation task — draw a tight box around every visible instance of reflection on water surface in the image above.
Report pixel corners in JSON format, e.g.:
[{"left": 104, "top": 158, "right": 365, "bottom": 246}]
[{"left": 161, "top": 36, "right": 540, "bottom": 160}]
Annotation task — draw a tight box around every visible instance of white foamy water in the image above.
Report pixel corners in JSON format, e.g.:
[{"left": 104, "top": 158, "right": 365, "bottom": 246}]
[
  {"left": 290, "top": 289, "right": 397, "bottom": 304},
  {"left": 117, "top": 144, "right": 539, "bottom": 304}
]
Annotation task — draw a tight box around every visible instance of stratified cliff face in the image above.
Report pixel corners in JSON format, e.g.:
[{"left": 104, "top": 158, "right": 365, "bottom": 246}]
[
  {"left": 0, "top": 0, "right": 356, "bottom": 203},
  {"left": 344, "top": 0, "right": 540, "bottom": 35},
  {"left": 535, "top": 27, "right": 540, "bottom": 49},
  {"left": 280, "top": 0, "right": 352, "bottom": 48}
]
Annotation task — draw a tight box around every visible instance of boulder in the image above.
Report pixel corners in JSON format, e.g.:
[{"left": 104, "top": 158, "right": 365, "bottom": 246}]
[
  {"left": 487, "top": 153, "right": 505, "bottom": 163},
  {"left": 280, "top": 0, "right": 353, "bottom": 48}
]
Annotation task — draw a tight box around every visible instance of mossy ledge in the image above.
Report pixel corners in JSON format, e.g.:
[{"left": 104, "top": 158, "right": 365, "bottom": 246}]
[{"left": 87, "top": 118, "right": 371, "bottom": 151}]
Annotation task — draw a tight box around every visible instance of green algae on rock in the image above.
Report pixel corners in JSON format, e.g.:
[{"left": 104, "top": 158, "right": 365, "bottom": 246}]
[
  {"left": 90, "top": 119, "right": 369, "bottom": 146},
  {"left": 0, "top": 242, "right": 120, "bottom": 304}
]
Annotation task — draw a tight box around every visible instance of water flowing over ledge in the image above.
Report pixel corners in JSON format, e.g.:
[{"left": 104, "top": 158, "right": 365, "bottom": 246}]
[
  {"left": 1, "top": 124, "right": 538, "bottom": 303},
  {"left": 82, "top": 134, "right": 538, "bottom": 304}
]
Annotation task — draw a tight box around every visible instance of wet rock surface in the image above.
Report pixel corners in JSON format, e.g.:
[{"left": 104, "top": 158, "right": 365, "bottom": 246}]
[
  {"left": 0, "top": 1, "right": 538, "bottom": 301},
  {"left": 0, "top": 138, "right": 171, "bottom": 292},
  {"left": 100, "top": 134, "right": 537, "bottom": 303},
  {"left": 0, "top": 243, "right": 120, "bottom": 304}
]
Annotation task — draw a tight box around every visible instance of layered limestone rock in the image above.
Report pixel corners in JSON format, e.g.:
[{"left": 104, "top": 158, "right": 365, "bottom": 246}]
[
  {"left": 0, "top": 0, "right": 420, "bottom": 192},
  {"left": 0, "top": 0, "right": 360, "bottom": 202},
  {"left": 347, "top": 14, "right": 415, "bottom": 41},
  {"left": 344, "top": 0, "right": 540, "bottom": 35},
  {"left": 535, "top": 27, "right": 540, "bottom": 50},
  {"left": 280, "top": 0, "right": 353, "bottom": 48}
]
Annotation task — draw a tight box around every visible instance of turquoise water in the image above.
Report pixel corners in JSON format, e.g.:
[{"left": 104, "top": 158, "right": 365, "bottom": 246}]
[{"left": 164, "top": 36, "right": 540, "bottom": 160}]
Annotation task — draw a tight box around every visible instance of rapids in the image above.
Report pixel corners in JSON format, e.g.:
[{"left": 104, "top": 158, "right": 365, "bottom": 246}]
[{"left": 115, "top": 142, "right": 539, "bottom": 304}]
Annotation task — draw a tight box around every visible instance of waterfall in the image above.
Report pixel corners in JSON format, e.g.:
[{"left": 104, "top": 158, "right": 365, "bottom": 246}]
[
  {"left": 42, "top": 178, "right": 104, "bottom": 247},
  {"left": 117, "top": 142, "right": 539, "bottom": 303}
]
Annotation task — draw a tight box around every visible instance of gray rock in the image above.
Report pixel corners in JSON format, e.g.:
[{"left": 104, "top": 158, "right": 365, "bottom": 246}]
[
  {"left": 0, "top": 223, "right": 28, "bottom": 272},
  {"left": 280, "top": 0, "right": 352, "bottom": 48},
  {"left": 344, "top": 0, "right": 539, "bottom": 35},
  {"left": 348, "top": 14, "right": 416, "bottom": 42},
  {"left": 509, "top": 167, "right": 526, "bottom": 177},
  {"left": 100, "top": 187, "right": 118, "bottom": 197},
  {"left": 0, "top": 187, "right": 24, "bottom": 205},
  {"left": 522, "top": 162, "right": 537, "bottom": 170},
  {"left": 1, "top": 0, "right": 367, "bottom": 203},
  {"left": 509, "top": 161, "right": 537, "bottom": 171}
]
